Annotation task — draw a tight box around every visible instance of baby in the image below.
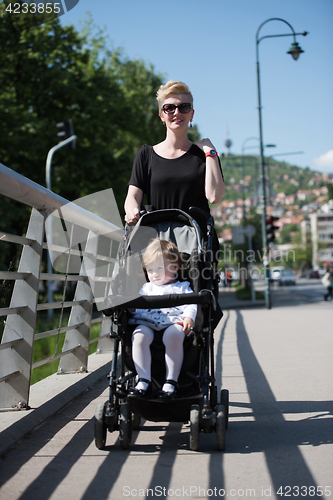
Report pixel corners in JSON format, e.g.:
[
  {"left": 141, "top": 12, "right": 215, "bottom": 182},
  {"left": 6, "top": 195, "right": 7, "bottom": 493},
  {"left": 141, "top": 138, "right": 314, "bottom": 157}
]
[{"left": 128, "top": 238, "right": 197, "bottom": 399}]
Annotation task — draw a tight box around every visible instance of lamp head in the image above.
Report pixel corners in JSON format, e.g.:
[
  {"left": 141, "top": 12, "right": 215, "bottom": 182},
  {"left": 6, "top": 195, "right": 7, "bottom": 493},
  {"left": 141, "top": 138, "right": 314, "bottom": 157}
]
[{"left": 287, "top": 41, "right": 304, "bottom": 60}]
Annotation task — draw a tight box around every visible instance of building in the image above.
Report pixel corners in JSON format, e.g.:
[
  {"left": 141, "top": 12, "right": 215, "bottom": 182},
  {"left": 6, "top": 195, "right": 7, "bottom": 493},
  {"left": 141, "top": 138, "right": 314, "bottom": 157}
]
[{"left": 310, "top": 201, "right": 333, "bottom": 267}]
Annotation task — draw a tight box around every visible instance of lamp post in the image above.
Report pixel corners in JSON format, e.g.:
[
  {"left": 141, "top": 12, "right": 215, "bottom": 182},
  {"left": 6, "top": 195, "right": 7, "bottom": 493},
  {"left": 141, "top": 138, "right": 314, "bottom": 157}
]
[
  {"left": 241, "top": 137, "right": 260, "bottom": 218},
  {"left": 45, "top": 134, "right": 77, "bottom": 319},
  {"left": 256, "top": 17, "right": 308, "bottom": 309},
  {"left": 241, "top": 139, "right": 275, "bottom": 215}
]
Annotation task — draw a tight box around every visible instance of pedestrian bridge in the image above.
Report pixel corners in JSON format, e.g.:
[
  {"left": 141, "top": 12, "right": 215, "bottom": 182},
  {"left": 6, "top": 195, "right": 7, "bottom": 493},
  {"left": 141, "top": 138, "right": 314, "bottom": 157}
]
[
  {"left": 0, "top": 163, "right": 332, "bottom": 499},
  {"left": 0, "top": 162, "right": 123, "bottom": 454}
]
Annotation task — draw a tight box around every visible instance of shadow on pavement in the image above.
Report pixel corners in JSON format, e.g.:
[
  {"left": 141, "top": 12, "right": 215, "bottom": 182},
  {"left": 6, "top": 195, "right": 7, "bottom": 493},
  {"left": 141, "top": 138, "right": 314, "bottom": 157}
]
[{"left": 233, "top": 310, "right": 329, "bottom": 497}]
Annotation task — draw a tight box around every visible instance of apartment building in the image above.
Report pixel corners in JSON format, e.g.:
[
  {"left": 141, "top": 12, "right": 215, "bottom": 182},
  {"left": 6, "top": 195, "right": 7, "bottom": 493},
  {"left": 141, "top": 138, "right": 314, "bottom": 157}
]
[{"left": 310, "top": 201, "right": 333, "bottom": 266}]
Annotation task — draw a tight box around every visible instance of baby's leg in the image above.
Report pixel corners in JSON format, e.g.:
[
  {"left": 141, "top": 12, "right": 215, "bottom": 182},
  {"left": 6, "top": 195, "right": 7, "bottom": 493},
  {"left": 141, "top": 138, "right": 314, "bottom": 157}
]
[
  {"left": 162, "top": 324, "right": 185, "bottom": 393},
  {"left": 132, "top": 325, "right": 154, "bottom": 390}
]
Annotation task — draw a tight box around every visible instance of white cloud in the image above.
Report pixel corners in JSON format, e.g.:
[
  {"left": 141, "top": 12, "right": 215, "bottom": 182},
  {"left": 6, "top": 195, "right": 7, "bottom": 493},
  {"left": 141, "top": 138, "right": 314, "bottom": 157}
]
[{"left": 313, "top": 150, "right": 333, "bottom": 172}]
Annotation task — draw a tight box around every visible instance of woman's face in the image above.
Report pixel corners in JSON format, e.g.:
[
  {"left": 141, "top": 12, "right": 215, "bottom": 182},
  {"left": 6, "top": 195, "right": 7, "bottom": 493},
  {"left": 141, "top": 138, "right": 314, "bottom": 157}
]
[{"left": 160, "top": 94, "right": 194, "bottom": 131}]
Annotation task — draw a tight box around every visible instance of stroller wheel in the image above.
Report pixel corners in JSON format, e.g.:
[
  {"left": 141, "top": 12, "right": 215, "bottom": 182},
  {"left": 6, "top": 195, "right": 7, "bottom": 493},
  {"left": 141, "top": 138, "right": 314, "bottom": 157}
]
[
  {"left": 94, "top": 402, "right": 107, "bottom": 450},
  {"left": 131, "top": 412, "right": 141, "bottom": 430},
  {"left": 216, "top": 404, "right": 226, "bottom": 451},
  {"left": 119, "top": 402, "right": 132, "bottom": 449},
  {"left": 189, "top": 404, "right": 200, "bottom": 451},
  {"left": 221, "top": 389, "right": 229, "bottom": 429}
]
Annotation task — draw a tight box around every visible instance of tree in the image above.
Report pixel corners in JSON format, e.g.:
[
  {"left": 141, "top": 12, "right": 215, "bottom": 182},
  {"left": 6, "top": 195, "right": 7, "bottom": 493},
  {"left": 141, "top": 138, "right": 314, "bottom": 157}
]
[
  {"left": 221, "top": 209, "right": 263, "bottom": 288},
  {"left": 0, "top": 2, "right": 165, "bottom": 269},
  {"left": 277, "top": 223, "right": 299, "bottom": 244},
  {"left": 326, "top": 182, "right": 333, "bottom": 201}
]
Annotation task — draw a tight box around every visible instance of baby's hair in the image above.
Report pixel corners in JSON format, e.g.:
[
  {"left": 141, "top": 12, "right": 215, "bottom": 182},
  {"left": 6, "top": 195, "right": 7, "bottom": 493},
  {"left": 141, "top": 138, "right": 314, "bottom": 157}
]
[
  {"left": 156, "top": 80, "right": 193, "bottom": 112},
  {"left": 142, "top": 239, "right": 181, "bottom": 268}
]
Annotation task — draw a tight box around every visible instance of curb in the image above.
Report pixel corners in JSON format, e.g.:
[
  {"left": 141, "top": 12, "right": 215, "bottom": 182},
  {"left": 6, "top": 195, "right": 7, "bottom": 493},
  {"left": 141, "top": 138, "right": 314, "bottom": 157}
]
[
  {"left": 219, "top": 287, "right": 266, "bottom": 310},
  {"left": 221, "top": 300, "right": 266, "bottom": 309},
  {"left": 0, "top": 352, "right": 111, "bottom": 457}
]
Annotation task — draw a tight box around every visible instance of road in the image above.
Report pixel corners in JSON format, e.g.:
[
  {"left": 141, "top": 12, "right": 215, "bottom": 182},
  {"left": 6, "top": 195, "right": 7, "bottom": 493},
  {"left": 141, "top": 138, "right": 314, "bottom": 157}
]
[
  {"left": 268, "top": 277, "right": 330, "bottom": 305},
  {"left": 0, "top": 283, "right": 332, "bottom": 500}
]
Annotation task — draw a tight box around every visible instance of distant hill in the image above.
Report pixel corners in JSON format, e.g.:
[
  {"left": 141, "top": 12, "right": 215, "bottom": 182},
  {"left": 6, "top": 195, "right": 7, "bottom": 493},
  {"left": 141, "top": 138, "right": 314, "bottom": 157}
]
[{"left": 220, "top": 154, "right": 329, "bottom": 201}]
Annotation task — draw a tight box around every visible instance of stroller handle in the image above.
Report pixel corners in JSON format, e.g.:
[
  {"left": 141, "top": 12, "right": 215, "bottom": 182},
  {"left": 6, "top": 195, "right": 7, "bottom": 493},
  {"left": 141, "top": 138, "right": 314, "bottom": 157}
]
[{"left": 103, "top": 290, "right": 214, "bottom": 316}]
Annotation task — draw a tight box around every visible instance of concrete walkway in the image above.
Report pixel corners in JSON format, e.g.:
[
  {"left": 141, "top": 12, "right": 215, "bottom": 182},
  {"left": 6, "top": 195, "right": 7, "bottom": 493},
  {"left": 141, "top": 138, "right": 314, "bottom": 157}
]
[{"left": 0, "top": 293, "right": 332, "bottom": 500}]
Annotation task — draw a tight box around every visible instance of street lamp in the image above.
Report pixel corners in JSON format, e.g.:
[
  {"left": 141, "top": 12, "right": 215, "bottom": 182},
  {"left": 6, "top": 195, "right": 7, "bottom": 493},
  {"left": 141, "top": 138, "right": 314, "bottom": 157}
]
[
  {"left": 45, "top": 130, "right": 77, "bottom": 319},
  {"left": 241, "top": 139, "right": 275, "bottom": 215},
  {"left": 256, "top": 17, "right": 308, "bottom": 309},
  {"left": 241, "top": 137, "right": 260, "bottom": 218}
]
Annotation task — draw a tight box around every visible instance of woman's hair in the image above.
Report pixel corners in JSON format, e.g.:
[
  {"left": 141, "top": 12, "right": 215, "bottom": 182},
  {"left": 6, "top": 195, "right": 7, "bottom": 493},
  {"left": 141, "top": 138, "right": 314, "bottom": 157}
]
[
  {"left": 156, "top": 80, "right": 193, "bottom": 111},
  {"left": 142, "top": 239, "right": 181, "bottom": 268}
]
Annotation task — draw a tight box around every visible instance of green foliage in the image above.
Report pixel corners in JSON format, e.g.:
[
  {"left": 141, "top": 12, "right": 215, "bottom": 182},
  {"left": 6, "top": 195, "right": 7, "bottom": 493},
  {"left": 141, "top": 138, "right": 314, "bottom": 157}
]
[
  {"left": 326, "top": 182, "right": 333, "bottom": 201},
  {"left": 277, "top": 223, "right": 299, "bottom": 244},
  {"left": 234, "top": 282, "right": 264, "bottom": 301},
  {"left": 0, "top": 2, "right": 165, "bottom": 263},
  {"left": 277, "top": 227, "right": 312, "bottom": 270},
  {"left": 222, "top": 209, "right": 263, "bottom": 266},
  {"left": 221, "top": 154, "right": 324, "bottom": 202},
  {"left": 31, "top": 312, "right": 102, "bottom": 384},
  {"left": 188, "top": 124, "right": 201, "bottom": 143}
]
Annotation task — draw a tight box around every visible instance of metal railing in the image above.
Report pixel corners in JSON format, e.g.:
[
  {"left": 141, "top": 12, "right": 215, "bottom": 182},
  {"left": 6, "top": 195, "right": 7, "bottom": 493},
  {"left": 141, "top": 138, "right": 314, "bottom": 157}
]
[{"left": 0, "top": 163, "right": 124, "bottom": 411}]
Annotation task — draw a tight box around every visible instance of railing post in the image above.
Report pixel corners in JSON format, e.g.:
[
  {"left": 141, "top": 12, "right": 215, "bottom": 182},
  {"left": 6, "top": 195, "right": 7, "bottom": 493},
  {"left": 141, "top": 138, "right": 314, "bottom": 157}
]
[
  {"left": 58, "top": 230, "right": 98, "bottom": 373},
  {"left": 96, "top": 317, "right": 113, "bottom": 353},
  {"left": 0, "top": 208, "right": 45, "bottom": 409}
]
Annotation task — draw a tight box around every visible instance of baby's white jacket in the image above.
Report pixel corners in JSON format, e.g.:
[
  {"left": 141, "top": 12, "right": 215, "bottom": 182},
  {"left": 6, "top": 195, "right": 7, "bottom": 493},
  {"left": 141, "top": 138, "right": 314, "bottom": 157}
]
[{"left": 128, "top": 280, "right": 197, "bottom": 331}]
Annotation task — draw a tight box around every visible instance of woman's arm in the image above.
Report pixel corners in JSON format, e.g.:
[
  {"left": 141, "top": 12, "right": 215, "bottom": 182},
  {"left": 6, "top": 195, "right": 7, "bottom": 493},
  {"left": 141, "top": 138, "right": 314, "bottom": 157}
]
[
  {"left": 124, "top": 185, "right": 143, "bottom": 225},
  {"left": 194, "top": 138, "right": 225, "bottom": 204}
]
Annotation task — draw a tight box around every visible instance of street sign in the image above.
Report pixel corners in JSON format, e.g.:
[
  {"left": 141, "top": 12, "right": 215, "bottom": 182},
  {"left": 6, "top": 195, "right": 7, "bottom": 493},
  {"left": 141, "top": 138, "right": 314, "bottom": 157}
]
[{"left": 232, "top": 226, "right": 245, "bottom": 244}]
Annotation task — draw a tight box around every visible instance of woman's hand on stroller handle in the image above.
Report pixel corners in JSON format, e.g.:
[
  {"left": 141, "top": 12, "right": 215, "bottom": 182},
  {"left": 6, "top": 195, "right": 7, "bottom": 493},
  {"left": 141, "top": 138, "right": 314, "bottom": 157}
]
[{"left": 125, "top": 207, "right": 141, "bottom": 226}]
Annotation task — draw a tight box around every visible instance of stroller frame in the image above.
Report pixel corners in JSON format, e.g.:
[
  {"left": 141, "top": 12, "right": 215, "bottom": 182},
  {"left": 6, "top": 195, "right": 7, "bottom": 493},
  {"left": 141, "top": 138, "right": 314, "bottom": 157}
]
[{"left": 94, "top": 208, "right": 229, "bottom": 451}]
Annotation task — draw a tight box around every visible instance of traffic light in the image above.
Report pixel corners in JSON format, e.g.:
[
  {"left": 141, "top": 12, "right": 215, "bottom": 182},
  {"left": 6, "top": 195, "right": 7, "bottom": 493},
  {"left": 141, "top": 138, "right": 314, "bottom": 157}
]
[
  {"left": 266, "top": 216, "right": 279, "bottom": 243},
  {"left": 56, "top": 119, "right": 75, "bottom": 150}
]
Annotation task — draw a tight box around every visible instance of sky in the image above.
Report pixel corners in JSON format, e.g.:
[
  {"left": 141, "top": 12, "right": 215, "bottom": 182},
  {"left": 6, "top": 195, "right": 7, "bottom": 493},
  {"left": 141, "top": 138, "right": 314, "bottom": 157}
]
[{"left": 60, "top": 0, "right": 333, "bottom": 173}]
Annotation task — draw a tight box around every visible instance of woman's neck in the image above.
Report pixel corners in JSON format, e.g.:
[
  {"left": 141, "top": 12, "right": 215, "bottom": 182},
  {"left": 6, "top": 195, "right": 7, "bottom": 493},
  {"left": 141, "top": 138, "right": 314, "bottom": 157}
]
[
  {"left": 165, "top": 129, "right": 192, "bottom": 151},
  {"left": 155, "top": 130, "right": 192, "bottom": 159}
]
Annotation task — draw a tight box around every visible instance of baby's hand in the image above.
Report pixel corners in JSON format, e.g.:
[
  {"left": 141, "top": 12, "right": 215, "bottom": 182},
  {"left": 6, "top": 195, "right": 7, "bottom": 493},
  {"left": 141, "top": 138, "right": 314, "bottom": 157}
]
[{"left": 176, "top": 317, "right": 194, "bottom": 335}]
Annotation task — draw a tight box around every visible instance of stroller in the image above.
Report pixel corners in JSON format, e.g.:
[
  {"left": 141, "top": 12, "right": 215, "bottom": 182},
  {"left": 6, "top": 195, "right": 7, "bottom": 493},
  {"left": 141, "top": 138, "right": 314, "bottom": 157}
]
[{"left": 94, "top": 207, "right": 229, "bottom": 451}]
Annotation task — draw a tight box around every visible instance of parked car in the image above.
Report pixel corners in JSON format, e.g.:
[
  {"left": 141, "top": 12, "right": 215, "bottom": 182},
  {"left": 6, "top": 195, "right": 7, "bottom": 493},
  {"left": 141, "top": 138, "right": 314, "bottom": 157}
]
[
  {"left": 307, "top": 269, "right": 320, "bottom": 279},
  {"left": 279, "top": 269, "right": 296, "bottom": 286}
]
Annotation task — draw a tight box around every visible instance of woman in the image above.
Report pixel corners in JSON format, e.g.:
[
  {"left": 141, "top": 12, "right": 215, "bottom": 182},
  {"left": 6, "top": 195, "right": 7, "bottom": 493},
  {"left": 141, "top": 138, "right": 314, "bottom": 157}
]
[
  {"left": 323, "top": 266, "right": 333, "bottom": 301},
  {"left": 124, "top": 80, "right": 224, "bottom": 237}
]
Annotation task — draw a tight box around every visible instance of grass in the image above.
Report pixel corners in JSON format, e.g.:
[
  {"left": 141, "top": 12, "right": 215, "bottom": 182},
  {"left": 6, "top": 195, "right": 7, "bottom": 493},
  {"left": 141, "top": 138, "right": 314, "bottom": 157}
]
[
  {"left": 30, "top": 312, "right": 102, "bottom": 385},
  {"left": 234, "top": 282, "right": 265, "bottom": 301},
  {"left": 0, "top": 288, "right": 104, "bottom": 385}
]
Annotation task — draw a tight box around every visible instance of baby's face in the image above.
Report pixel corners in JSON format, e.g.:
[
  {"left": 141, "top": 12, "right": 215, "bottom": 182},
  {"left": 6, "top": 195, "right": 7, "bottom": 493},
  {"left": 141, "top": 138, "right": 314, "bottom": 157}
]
[{"left": 146, "top": 257, "right": 179, "bottom": 286}]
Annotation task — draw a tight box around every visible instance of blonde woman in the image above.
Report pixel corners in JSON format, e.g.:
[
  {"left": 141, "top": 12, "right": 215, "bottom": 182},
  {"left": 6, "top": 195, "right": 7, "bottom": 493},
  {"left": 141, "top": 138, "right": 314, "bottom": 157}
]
[{"left": 124, "top": 80, "right": 224, "bottom": 247}]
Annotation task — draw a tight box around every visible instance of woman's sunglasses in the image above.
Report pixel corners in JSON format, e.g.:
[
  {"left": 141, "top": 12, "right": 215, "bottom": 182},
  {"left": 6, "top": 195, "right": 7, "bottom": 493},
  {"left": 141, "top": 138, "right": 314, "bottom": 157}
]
[{"left": 162, "top": 103, "right": 192, "bottom": 114}]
